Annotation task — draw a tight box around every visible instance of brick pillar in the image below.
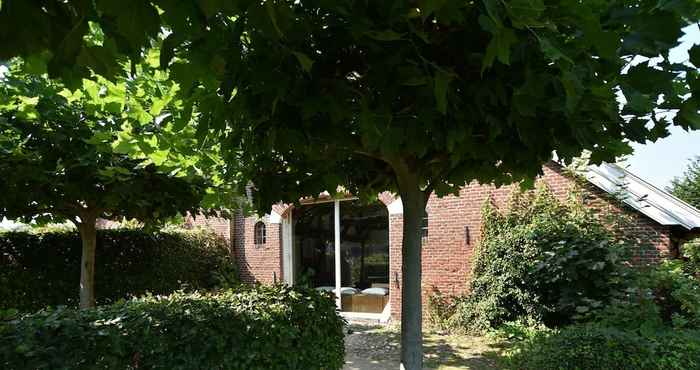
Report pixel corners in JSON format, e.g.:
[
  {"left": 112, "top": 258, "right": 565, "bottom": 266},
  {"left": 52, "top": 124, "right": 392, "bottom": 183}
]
[{"left": 389, "top": 214, "right": 403, "bottom": 319}]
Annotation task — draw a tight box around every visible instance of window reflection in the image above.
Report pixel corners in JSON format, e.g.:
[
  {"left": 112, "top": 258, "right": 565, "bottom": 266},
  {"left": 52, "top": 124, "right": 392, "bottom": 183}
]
[
  {"left": 293, "top": 203, "right": 335, "bottom": 289},
  {"left": 293, "top": 200, "right": 390, "bottom": 314},
  {"left": 339, "top": 201, "right": 389, "bottom": 313}
]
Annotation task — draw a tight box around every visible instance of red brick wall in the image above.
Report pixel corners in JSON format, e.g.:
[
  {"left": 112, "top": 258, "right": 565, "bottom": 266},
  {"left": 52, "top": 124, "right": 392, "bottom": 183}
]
[
  {"left": 232, "top": 211, "right": 283, "bottom": 284},
  {"left": 187, "top": 214, "right": 231, "bottom": 240}
]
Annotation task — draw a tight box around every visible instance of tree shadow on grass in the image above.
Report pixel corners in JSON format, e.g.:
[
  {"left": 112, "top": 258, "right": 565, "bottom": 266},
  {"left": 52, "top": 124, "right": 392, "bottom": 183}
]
[
  {"left": 422, "top": 332, "right": 511, "bottom": 369},
  {"left": 345, "top": 324, "right": 512, "bottom": 370}
]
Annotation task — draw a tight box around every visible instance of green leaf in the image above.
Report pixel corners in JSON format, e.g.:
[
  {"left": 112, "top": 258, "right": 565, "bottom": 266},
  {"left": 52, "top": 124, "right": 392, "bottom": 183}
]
[
  {"left": 402, "top": 76, "right": 428, "bottom": 86},
  {"left": 266, "top": 2, "right": 283, "bottom": 38},
  {"left": 160, "top": 33, "right": 180, "bottom": 69},
  {"left": 676, "top": 99, "right": 700, "bottom": 130},
  {"left": 23, "top": 52, "right": 49, "bottom": 75},
  {"left": 85, "top": 131, "right": 113, "bottom": 145},
  {"left": 626, "top": 92, "right": 653, "bottom": 114},
  {"left": 689, "top": 44, "right": 700, "bottom": 68},
  {"left": 479, "top": 14, "right": 517, "bottom": 72},
  {"left": 434, "top": 70, "right": 452, "bottom": 114},
  {"left": 197, "top": 0, "right": 222, "bottom": 19},
  {"left": 150, "top": 149, "right": 170, "bottom": 166},
  {"left": 364, "top": 30, "right": 403, "bottom": 41},
  {"left": 506, "top": 0, "right": 546, "bottom": 28},
  {"left": 538, "top": 37, "right": 572, "bottom": 64},
  {"left": 173, "top": 101, "right": 194, "bottom": 132},
  {"left": 97, "top": 0, "right": 160, "bottom": 50},
  {"left": 418, "top": 0, "right": 447, "bottom": 20},
  {"left": 561, "top": 70, "right": 582, "bottom": 113},
  {"left": 482, "top": 0, "right": 503, "bottom": 27},
  {"left": 292, "top": 51, "right": 314, "bottom": 73},
  {"left": 624, "top": 64, "right": 674, "bottom": 94},
  {"left": 16, "top": 96, "right": 39, "bottom": 120},
  {"left": 112, "top": 135, "right": 139, "bottom": 154},
  {"left": 112, "top": 140, "right": 139, "bottom": 154}
]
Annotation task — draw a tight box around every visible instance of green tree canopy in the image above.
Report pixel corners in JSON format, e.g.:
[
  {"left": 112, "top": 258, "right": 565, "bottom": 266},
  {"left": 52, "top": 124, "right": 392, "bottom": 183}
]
[
  {"left": 1, "top": 1, "right": 699, "bottom": 368},
  {"left": 0, "top": 59, "right": 236, "bottom": 308},
  {"left": 670, "top": 156, "right": 700, "bottom": 209}
]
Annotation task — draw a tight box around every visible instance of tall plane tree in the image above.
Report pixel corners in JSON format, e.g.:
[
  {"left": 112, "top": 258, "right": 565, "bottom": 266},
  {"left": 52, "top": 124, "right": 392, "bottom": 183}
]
[
  {"left": 0, "top": 60, "right": 234, "bottom": 308},
  {"left": 1, "top": 1, "right": 699, "bottom": 368}
]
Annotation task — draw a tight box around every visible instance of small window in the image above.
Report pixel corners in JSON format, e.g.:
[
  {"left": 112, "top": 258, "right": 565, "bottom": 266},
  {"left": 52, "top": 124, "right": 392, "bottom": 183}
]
[
  {"left": 254, "top": 221, "right": 266, "bottom": 246},
  {"left": 421, "top": 210, "right": 429, "bottom": 238}
]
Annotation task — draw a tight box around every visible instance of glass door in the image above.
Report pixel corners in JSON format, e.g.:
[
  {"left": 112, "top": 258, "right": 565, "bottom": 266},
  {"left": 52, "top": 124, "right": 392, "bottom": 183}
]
[
  {"left": 293, "top": 200, "right": 390, "bottom": 314},
  {"left": 339, "top": 201, "right": 389, "bottom": 313},
  {"left": 293, "top": 203, "right": 335, "bottom": 291}
]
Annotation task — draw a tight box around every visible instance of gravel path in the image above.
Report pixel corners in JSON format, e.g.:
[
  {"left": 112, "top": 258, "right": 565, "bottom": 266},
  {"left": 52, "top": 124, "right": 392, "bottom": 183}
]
[
  {"left": 343, "top": 323, "right": 505, "bottom": 370},
  {"left": 344, "top": 324, "right": 400, "bottom": 370}
]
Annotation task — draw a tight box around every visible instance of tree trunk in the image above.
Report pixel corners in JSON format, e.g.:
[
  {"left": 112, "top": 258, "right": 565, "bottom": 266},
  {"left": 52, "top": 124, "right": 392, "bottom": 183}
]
[
  {"left": 360, "top": 241, "right": 365, "bottom": 285},
  {"left": 77, "top": 217, "right": 97, "bottom": 309},
  {"left": 399, "top": 182, "right": 427, "bottom": 370}
]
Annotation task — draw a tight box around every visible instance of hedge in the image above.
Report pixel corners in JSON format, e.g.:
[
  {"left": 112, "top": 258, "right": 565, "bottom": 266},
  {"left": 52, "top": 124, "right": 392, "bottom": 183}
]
[
  {"left": 0, "top": 228, "right": 235, "bottom": 311},
  {"left": 506, "top": 324, "right": 700, "bottom": 370},
  {"left": 0, "top": 285, "right": 346, "bottom": 370}
]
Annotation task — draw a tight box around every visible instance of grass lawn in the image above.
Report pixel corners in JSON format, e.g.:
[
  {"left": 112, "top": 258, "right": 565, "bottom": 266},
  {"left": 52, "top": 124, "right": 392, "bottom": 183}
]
[{"left": 344, "top": 324, "right": 509, "bottom": 370}]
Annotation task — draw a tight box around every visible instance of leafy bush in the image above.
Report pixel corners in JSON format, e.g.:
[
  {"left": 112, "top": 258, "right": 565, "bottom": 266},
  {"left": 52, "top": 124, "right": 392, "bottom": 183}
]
[
  {"left": 505, "top": 324, "right": 700, "bottom": 370},
  {"left": 426, "top": 287, "right": 465, "bottom": 331},
  {"left": 441, "top": 185, "right": 626, "bottom": 333},
  {"left": 681, "top": 238, "right": 700, "bottom": 276},
  {"left": 0, "top": 228, "right": 235, "bottom": 311},
  {"left": 589, "top": 260, "right": 700, "bottom": 330},
  {"left": 502, "top": 256, "right": 700, "bottom": 369},
  {"left": 0, "top": 286, "right": 345, "bottom": 370}
]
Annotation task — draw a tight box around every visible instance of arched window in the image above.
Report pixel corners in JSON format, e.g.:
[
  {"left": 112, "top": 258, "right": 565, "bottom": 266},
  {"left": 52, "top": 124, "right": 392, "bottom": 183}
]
[{"left": 254, "top": 221, "right": 266, "bottom": 246}]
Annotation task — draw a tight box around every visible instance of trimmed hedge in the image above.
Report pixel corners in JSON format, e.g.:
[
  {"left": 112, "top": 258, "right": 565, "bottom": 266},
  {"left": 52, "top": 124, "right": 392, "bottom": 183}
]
[
  {"left": 0, "top": 285, "right": 346, "bottom": 370},
  {"left": 506, "top": 324, "right": 700, "bottom": 370},
  {"left": 0, "top": 228, "right": 235, "bottom": 311}
]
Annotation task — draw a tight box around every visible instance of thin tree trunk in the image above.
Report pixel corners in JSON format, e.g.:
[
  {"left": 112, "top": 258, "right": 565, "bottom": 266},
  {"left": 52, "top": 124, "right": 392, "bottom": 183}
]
[
  {"left": 77, "top": 216, "right": 97, "bottom": 309},
  {"left": 360, "top": 241, "right": 365, "bottom": 285},
  {"left": 399, "top": 181, "right": 427, "bottom": 370}
]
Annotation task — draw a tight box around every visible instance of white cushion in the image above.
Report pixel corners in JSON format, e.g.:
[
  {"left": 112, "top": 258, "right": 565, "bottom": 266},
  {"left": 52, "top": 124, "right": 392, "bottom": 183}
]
[
  {"left": 339, "top": 287, "right": 359, "bottom": 295},
  {"left": 362, "top": 287, "right": 389, "bottom": 296},
  {"left": 315, "top": 286, "right": 360, "bottom": 295}
]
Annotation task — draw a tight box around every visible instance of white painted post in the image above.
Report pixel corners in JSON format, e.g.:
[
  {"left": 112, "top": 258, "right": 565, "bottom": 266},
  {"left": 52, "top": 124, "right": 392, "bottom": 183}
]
[
  {"left": 334, "top": 200, "right": 341, "bottom": 310},
  {"left": 282, "top": 213, "right": 294, "bottom": 285}
]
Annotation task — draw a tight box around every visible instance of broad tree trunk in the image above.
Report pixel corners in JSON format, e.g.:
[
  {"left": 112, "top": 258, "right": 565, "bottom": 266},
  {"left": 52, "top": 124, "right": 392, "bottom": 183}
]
[
  {"left": 398, "top": 181, "right": 427, "bottom": 370},
  {"left": 77, "top": 217, "right": 97, "bottom": 309}
]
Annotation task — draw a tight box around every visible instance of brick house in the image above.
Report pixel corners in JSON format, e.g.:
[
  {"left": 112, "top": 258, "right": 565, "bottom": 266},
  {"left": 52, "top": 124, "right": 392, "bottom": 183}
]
[{"left": 190, "top": 162, "right": 700, "bottom": 321}]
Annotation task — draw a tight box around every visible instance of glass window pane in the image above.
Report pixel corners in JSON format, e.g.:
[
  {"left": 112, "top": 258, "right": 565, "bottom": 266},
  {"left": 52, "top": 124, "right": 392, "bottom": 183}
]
[
  {"left": 339, "top": 201, "right": 389, "bottom": 313},
  {"left": 293, "top": 203, "right": 335, "bottom": 290}
]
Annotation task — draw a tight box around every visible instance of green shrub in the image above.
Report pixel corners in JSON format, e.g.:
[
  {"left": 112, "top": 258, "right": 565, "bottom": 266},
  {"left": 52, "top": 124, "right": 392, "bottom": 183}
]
[
  {"left": 505, "top": 324, "right": 700, "bottom": 370},
  {"left": 589, "top": 260, "right": 700, "bottom": 330},
  {"left": 681, "top": 238, "right": 700, "bottom": 276},
  {"left": 426, "top": 287, "right": 465, "bottom": 331},
  {"left": 0, "top": 228, "right": 235, "bottom": 311},
  {"left": 442, "top": 185, "right": 625, "bottom": 333},
  {"left": 0, "top": 285, "right": 346, "bottom": 370}
]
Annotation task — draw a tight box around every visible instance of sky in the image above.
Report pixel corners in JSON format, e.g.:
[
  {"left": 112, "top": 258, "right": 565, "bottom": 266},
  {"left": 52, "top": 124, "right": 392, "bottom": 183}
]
[{"left": 623, "top": 24, "right": 700, "bottom": 190}]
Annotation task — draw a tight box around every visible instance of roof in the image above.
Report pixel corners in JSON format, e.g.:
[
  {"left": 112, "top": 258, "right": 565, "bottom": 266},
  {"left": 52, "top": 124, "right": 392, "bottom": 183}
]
[{"left": 583, "top": 162, "right": 700, "bottom": 230}]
